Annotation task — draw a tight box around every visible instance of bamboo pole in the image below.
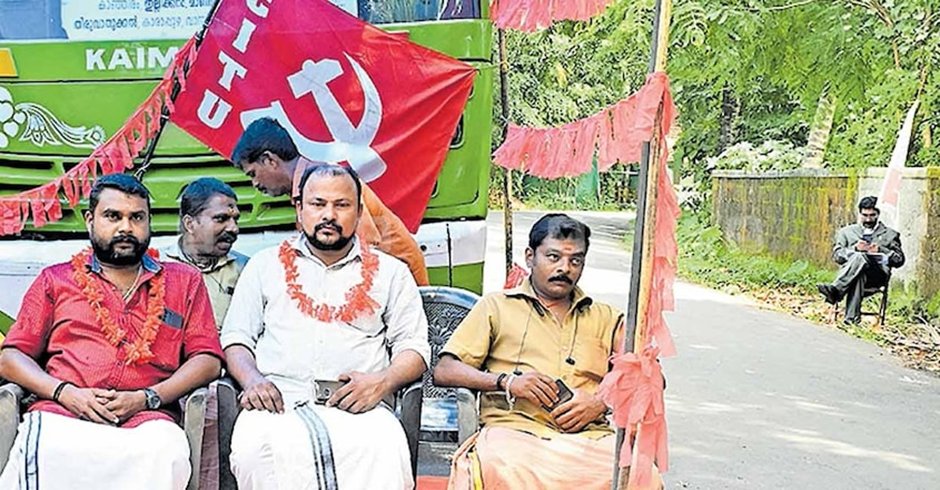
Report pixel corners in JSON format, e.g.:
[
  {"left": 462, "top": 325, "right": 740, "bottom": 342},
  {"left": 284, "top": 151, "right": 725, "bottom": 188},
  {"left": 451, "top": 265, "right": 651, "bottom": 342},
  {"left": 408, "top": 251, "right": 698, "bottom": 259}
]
[
  {"left": 612, "top": 0, "right": 672, "bottom": 488},
  {"left": 498, "top": 27, "right": 514, "bottom": 275},
  {"left": 134, "top": 0, "right": 222, "bottom": 179}
]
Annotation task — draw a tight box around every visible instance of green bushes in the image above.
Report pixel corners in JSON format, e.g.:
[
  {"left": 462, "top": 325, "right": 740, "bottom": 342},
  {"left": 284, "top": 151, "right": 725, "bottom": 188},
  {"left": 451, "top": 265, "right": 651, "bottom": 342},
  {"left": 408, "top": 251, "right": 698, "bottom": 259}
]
[
  {"left": 676, "top": 212, "right": 832, "bottom": 295},
  {"left": 671, "top": 211, "right": 940, "bottom": 366}
]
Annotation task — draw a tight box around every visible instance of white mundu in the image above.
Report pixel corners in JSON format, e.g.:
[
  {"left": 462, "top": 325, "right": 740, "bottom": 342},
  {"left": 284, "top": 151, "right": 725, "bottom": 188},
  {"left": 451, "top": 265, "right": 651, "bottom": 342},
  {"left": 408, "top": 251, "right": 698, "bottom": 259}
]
[
  {"left": 221, "top": 235, "right": 430, "bottom": 490},
  {"left": 0, "top": 412, "right": 190, "bottom": 490}
]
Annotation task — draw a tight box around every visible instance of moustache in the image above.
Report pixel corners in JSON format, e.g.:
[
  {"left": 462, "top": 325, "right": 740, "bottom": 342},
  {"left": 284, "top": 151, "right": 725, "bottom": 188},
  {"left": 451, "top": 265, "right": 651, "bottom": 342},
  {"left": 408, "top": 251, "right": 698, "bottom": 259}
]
[
  {"left": 315, "top": 221, "right": 343, "bottom": 234},
  {"left": 549, "top": 275, "right": 573, "bottom": 285},
  {"left": 109, "top": 235, "right": 140, "bottom": 246},
  {"left": 217, "top": 232, "right": 237, "bottom": 244}
]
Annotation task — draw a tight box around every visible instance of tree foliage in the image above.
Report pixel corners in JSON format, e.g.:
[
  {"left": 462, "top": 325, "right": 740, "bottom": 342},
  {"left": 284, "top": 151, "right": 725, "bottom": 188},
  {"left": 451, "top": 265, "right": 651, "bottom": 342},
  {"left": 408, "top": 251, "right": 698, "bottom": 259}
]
[{"left": 493, "top": 0, "right": 940, "bottom": 206}]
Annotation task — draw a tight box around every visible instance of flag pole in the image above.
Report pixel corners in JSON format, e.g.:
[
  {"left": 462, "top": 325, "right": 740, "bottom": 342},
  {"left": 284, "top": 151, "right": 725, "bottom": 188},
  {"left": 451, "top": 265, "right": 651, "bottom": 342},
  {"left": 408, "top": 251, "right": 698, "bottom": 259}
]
[
  {"left": 134, "top": 0, "right": 223, "bottom": 179},
  {"left": 612, "top": 0, "right": 672, "bottom": 488},
  {"left": 497, "top": 26, "right": 514, "bottom": 276}
]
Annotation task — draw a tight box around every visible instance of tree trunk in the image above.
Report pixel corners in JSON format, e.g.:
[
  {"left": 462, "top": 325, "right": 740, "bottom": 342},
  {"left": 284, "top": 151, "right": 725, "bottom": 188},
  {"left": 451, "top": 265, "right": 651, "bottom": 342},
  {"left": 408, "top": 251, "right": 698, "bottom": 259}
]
[
  {"left": 803, "top": 91, "right": 838, "bottom": 168},
  {"left": 718, "top": 86, "right": 739, "bottom": 152}
]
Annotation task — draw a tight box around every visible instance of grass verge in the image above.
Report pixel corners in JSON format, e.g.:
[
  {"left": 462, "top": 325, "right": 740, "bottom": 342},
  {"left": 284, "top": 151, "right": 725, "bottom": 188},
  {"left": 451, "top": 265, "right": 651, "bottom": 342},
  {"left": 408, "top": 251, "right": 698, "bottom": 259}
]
[{"left": 667, "top": 212, "right": 940, "bottom": 375}]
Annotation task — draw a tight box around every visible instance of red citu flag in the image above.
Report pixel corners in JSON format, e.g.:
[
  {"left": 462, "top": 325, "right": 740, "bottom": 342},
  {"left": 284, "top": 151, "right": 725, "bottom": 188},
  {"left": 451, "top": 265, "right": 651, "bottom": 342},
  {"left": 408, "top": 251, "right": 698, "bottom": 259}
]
[{"left": 171, "top": 0, "right": 476, "bottom": 231}]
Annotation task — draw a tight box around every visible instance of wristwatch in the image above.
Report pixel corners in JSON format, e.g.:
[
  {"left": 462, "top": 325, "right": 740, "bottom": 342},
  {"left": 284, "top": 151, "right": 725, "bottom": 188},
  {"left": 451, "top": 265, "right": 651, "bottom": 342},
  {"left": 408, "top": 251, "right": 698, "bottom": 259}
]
[{"left": 143, "top": 388, "right": 162, "bottom": 410}]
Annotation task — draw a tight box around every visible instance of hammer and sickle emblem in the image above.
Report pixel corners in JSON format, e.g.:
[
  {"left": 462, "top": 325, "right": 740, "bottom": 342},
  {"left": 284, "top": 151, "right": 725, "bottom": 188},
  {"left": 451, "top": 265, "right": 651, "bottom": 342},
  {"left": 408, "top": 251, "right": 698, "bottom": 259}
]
[{"left": 240, "top": 54, "right": 387, "bottom": 182}]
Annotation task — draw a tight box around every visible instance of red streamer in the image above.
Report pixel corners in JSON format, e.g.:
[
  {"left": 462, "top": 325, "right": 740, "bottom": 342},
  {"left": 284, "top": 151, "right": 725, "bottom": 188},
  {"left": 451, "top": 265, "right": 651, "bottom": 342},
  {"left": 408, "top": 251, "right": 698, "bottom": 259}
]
[
  {"left": 597, "top": 345, "right": 669, "bottom": 488},
  {"left": 490, "top": 0, "right": 616, "bottom": 32},
  {"left": 503, "top": 262, "right": 529, "bottom": 289},
  {"left": 647, "top": 139, "right": 679, "bottom": 358},
  {"left": 0, "top": 37, "right": 196, "bottom": 235},
  {"left": 494, "top": 72, "right": 674, "bottom": 178}
]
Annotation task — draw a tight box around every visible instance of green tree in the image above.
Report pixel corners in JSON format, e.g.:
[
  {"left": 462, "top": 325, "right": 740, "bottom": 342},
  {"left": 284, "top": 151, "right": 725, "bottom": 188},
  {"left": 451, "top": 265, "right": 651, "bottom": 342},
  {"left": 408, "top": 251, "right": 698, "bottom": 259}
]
[{"left": 491, "top": 0, "right": 940, "bottom": 207}]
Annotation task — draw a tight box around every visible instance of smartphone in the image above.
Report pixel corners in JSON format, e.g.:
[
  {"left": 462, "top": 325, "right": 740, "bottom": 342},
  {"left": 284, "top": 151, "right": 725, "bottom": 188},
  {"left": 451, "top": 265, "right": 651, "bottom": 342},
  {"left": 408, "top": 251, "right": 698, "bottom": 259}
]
[
  {"left": 312, "top": 379, "right": 397, "bottom": 409},
  {"left": 543, "top": 379, "right": 574, "bottom": 411},
  {"left": 313, "top": 380, "right": 346, "bottom": 405}
]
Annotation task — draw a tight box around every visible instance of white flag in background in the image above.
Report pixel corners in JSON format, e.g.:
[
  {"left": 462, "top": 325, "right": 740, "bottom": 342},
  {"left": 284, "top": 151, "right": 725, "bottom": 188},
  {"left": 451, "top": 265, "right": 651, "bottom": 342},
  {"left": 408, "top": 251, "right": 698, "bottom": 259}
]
[{"left": 878, "top": 100, "right": 920, "bottom": 229}]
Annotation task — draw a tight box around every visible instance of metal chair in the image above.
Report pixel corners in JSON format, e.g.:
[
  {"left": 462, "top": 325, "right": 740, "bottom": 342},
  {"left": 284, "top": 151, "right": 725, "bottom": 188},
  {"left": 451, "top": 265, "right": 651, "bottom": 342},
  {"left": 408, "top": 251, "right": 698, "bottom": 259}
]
[
  {"left": 418, "top": 286, "right": 481, "bottom": 445},
  {"left": 0, "top": 383, "right": 208, "bottom": 490},
  {"left": 216, "top": 378, "right": 422, "bottom": 490},
  {"left": 831, "top": 271, "right": 891, "bottom": 326}
]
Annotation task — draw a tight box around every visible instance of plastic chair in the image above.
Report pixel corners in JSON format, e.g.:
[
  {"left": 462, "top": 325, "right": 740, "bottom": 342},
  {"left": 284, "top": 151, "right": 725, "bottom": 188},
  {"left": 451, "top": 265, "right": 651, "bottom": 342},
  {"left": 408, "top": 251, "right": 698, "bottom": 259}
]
[
  {"left": 216, "top": 378, "right": 422, "bottom": 489},
  {"left": 418, "top": 286, "right": 481, "bottom": 445},
  {"left": 0, "top": 383, "right": 208, "bottom": 490}
]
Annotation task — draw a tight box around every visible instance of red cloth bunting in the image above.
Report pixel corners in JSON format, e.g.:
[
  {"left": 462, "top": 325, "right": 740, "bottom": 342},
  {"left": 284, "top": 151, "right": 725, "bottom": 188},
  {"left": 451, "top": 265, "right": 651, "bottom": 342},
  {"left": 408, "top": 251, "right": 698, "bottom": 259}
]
[
  {"left": 79, "top": 163, "right": 94, "bottom": 197},
  {"left": 597, "top": 345, "right": 669, "bottom": 488},
  {"left": 503, "top": 262, "right": 529, "bottom": 289},
  {"left": 490, "top": 0, "right": 615, "bottom": 32},
  {"left": 494, "top": 72, "right": 674, "bottom": 178},
  {"left": 26, "top": 184, "right": 63, "bottom": 228},
  {"left": 0, "top": 200, "right": 27, "bottom": 235},
  {"left": 647, "top": 143, "right": 678, "bottom": 357},
  {"left": 125, "top": 118, "right": 148, "bottom": 156},
  {"left": 61, "top": 174, "right": 81, "bottom": 208},
  {"left": 0, "top": 37, "right": 195, "bottom": 235}
]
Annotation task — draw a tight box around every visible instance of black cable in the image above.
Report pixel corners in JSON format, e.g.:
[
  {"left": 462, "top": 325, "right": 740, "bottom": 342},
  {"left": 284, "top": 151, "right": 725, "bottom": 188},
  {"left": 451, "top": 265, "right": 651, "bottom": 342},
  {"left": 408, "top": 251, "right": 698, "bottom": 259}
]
[
  {"left": 512, "top": 307, "right": 534, "bottom": 375},
  {"left": 565, "top": 314, "right": 580, "bottom": 365}
]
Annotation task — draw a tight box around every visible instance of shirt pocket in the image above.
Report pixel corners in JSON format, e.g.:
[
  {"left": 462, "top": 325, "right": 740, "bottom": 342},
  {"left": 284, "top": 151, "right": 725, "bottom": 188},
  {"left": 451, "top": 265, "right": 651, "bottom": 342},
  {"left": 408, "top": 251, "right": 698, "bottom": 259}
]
[
  {"left": 149, "top": 312, "right": 185, "bottom": 371},
  {"left": 571, "top": 333, "right": 611, "bottom": 383},
  {"left": 344, "top": 311, "right": 385, "bottom": 337}
]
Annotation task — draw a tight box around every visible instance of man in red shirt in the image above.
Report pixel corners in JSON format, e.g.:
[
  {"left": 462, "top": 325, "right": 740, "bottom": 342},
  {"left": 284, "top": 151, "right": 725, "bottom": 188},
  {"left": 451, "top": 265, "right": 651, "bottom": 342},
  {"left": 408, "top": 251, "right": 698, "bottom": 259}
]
[{"left": 0, "top": 174, "right": 223, "bottom": 490}]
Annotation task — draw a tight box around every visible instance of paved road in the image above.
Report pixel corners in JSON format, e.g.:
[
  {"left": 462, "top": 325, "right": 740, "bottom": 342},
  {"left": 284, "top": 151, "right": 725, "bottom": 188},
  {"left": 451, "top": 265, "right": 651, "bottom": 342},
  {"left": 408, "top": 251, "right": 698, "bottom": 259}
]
[{"left": 478, "top": 210, "right": 940, "bottom": 489}]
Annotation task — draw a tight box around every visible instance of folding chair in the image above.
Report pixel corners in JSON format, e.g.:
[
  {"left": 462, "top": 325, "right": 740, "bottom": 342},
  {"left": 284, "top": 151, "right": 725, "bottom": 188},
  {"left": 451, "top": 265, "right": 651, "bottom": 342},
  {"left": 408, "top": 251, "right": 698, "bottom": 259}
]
[{"left": 831, "top": 271, "right": 891, "bottom": 326}]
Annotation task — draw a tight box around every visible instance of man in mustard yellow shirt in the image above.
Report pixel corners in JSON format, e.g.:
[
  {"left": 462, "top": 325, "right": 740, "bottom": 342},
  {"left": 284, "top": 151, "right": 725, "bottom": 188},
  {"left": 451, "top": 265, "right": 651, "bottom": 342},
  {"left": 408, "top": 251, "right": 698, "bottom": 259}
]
[
  {"left": 434, "top": 213, "right": 661, "bottom": 490},
  {"left": 162, "top": 177, "right": 248, "bottom": 331}
]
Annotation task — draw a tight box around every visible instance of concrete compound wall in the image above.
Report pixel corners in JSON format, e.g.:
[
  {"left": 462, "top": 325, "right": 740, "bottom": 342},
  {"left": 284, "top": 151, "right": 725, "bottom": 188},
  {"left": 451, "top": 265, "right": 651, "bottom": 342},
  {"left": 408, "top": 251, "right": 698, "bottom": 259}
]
[{"left": 712, "top": 167, "right": 940, "bottom": 296}]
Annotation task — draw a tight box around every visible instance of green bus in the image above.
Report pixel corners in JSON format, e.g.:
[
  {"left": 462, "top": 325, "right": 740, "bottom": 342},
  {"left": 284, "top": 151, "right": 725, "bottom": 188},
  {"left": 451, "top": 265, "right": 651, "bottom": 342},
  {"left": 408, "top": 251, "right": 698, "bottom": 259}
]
[{"left": 0, "top": 0, "right": 494, "bottom": 332}]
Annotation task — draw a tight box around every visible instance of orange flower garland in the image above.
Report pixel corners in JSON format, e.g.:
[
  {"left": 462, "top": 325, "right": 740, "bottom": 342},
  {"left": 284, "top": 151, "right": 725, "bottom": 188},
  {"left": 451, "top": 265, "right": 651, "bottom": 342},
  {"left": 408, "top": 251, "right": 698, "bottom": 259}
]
[
  {"left": 71, "top": 248, "right": 166, "bottom": 365},
  {"left": 279, "top": 240, "right": 380, "bottom": 323}
]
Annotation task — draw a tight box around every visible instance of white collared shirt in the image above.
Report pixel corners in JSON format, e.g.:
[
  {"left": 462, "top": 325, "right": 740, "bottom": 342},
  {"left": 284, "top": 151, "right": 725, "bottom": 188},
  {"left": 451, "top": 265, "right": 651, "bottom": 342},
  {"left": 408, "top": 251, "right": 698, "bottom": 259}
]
[{"left": 220, "top": 234, "right": 430, "bottom": 406}]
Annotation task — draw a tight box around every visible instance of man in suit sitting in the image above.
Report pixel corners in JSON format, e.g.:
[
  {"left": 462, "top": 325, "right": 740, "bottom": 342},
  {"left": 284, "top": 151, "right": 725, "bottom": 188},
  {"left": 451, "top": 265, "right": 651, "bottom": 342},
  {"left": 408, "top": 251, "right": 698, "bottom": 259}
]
[{"left": 818, "top": 196, "right": 904, "bottom": 324}]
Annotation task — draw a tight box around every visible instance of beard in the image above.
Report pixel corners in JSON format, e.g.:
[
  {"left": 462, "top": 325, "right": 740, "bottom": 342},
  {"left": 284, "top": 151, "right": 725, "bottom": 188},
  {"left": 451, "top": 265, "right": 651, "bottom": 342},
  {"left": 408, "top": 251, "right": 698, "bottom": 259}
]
[
  {"left": 304, "top": 221, "right": 353, "bottom": 251},
  {"left": 91, "top": 232, "right": 150, "bottom": 266}
]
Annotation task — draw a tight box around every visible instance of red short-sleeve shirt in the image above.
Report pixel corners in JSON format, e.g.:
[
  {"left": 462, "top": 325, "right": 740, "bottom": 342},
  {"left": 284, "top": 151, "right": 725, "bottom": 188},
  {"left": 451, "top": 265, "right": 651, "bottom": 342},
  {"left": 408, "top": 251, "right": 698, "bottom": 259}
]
[{"left": 2, "top": 252, "right": 224, "bottom": 427}]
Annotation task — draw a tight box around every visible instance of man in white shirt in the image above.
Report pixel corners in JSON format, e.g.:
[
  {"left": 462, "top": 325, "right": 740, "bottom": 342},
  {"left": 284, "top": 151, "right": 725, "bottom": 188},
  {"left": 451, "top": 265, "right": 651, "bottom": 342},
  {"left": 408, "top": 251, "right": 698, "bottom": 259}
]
[{"left": 220, "top": 163, "right": 430, "bottom": 489}]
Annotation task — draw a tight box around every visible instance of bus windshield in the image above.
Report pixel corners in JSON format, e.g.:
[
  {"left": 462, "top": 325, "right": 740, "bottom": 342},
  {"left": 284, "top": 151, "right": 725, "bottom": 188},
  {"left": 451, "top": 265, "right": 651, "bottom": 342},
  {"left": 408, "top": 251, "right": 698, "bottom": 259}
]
[{"left": 0, "top": 0, "right": 481, "bottom": 41}]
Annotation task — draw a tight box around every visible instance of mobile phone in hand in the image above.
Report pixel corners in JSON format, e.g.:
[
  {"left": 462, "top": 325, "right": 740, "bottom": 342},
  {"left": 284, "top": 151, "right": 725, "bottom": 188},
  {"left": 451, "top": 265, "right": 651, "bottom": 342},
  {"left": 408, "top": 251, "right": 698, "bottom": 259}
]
[
  {"left": 543, "top": 379, "right": 574, "bottom": 411},
  {"left": 313, "top": 380, "right": 346, "bottom": 404}
]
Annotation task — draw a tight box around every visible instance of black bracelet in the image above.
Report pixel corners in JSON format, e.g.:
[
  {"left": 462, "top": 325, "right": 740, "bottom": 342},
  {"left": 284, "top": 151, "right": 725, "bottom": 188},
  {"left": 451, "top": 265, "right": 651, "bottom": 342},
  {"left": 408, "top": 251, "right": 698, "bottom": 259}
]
[
  {"left": 495, "top": 373, "right": 508, "bottom": 391},
  {"left": 52, "top": 381, "right": 72, "bottom": 403}
]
